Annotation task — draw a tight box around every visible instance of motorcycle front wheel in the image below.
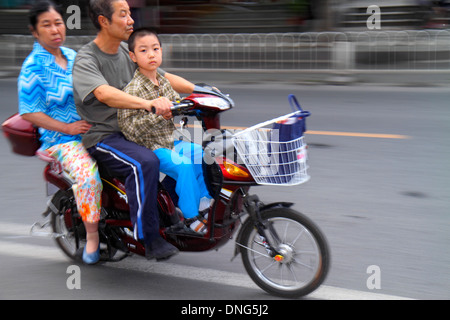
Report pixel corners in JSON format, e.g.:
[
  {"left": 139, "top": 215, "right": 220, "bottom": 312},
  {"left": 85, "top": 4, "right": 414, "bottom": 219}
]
[{"left": 239, "top": 207, "right": 330, "bottom": 298}]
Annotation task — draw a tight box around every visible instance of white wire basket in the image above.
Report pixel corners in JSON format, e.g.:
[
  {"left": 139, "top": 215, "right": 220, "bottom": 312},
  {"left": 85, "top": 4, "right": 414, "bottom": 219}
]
[{"left": 232, "top": 111, "right": 310, "bottom": 186}]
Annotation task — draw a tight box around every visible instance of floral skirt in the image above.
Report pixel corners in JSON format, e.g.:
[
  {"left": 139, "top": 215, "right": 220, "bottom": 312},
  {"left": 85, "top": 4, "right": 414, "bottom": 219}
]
[{"left": 47, "top": 141, "right": 102, "bottom": 223}]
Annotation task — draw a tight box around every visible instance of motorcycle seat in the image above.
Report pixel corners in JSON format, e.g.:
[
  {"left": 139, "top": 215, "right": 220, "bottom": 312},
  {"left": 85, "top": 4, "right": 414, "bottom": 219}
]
[{"left": 35, "top": 149, "right": 63, "bottom": 173}]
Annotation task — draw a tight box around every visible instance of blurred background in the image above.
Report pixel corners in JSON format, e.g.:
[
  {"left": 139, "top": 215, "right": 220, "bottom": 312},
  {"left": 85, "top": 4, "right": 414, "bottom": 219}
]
[
  {"left": 0, "top": 0, "right": 449, "bottom": 82},
  {"left": 1, "top": 1, "right": 450, "bottom": 300},
  {"left": 1, "top": 0, "right": 450, "bottom": 33}
]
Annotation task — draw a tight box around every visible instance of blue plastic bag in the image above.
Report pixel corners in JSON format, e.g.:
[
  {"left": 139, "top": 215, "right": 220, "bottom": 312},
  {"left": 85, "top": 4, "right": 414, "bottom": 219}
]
[
  {"left": 272, "top": 94, "right": 310, "bottom": 141},
  {"left": 269, "top": 95, "right": 310, "bottom": 183}
]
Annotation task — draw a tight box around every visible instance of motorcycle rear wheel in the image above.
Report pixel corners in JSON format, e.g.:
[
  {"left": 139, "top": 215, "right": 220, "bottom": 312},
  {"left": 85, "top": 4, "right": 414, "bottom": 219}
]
[
  {"left": 50, "top": 190, "right": 86, "bottom": 261},
  {"left": 239, "top": 207, "right": 330, "bottom": 298}
]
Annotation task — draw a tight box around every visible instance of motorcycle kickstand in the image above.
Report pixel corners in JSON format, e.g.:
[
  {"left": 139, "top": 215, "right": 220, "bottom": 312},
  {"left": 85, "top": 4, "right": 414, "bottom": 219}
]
[{"left": 30, "top": 208, "right": 64, "bottom": 238}]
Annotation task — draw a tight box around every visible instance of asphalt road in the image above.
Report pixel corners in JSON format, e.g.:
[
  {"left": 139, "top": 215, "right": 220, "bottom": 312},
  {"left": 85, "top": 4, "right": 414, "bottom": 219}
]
[{"left": 0, "top": 78, "right": 449, "bottom": 301}]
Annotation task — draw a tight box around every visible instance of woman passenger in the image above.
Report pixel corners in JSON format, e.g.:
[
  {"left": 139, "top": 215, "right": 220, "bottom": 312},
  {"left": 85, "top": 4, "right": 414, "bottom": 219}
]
[{"left": 18, "top": 0, "right": 102, "bottom": 264}]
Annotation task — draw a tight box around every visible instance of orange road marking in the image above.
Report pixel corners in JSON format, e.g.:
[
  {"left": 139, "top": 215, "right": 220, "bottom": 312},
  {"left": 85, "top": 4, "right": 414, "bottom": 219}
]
[
  {"left": 304, "top": 130, "right": 410, "bottom": 139},
  {"left": 222, "top": 126, "right": 410, "bottom": 139},
  {"left": 176, "top": 124, "right": 410, "bottom": 139}
]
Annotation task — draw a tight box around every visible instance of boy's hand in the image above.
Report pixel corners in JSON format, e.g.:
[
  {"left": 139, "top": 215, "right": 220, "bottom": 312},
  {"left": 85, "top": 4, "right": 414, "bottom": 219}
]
[{"left": 148, "top": 97, "right": 173, "bottom": 119}]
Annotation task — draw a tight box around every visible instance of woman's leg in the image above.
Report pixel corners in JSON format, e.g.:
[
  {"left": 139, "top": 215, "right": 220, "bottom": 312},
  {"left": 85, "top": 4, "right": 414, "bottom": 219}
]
[
  {"left": 84, "top": 221, "right": 99, "bottom": 253},
  {"left": 47, "top": 141, "right": 102, "bottom": 253}
]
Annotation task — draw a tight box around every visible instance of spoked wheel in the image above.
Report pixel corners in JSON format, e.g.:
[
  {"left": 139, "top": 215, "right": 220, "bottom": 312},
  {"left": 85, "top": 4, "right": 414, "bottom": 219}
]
[
  {"left": 239, "top": 207, "right": 330, "bottom": 298},
  {"left": 50, "top": 190, "right": 86, "bottom": 260}
]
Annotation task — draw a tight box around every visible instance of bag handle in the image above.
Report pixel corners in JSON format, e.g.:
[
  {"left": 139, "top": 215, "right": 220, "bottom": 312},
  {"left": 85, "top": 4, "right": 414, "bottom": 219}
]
[{"left": 288, "top": 94, "right": 311, "bottom": 118}]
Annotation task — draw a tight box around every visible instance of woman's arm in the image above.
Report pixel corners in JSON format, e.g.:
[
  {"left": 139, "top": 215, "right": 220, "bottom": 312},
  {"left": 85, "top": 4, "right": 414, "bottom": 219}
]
[{"left": 21, "top": 112, "right": 91, "bottom": 135}]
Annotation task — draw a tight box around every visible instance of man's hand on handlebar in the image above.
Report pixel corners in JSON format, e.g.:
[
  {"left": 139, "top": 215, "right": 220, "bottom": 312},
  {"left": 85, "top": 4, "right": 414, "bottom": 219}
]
[{"left": 148, "top": 97, "right": 173, "bottom": 120}]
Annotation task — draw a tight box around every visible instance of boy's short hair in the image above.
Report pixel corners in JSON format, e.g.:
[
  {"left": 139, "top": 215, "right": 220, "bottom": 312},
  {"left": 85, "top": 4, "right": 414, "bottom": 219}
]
[{"left": 128, "top": 27, "right": 162, "bottom": 53}]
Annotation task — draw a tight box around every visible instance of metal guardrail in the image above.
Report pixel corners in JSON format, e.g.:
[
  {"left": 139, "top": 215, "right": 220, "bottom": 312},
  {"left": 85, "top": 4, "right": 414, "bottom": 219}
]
[
  {"left": 159, "top": 31, "right": 450, "bottom": 71},
  {"left": 1, "top": 30, "right": 449, "bottom": 76}
]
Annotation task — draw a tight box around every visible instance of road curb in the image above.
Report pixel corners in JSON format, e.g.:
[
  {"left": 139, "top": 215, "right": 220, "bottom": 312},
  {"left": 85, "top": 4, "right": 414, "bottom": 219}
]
[{"left": 1, "top": 66, "right": 449, "bottom": 87}]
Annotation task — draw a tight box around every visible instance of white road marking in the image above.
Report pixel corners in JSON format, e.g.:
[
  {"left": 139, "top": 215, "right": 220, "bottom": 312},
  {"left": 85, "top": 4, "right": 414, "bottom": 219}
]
[{"left": 0, "top": 222, "right": 413, "bottom": 300}]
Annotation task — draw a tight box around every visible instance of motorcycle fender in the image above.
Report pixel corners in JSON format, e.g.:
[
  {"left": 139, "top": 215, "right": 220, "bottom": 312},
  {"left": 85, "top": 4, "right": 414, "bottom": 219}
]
[
  {"left": 259, "top": 202, "right": 294, "bottom": 212},
  {"left": 231, "top": 202, "right": 293, "bottom": 261}
]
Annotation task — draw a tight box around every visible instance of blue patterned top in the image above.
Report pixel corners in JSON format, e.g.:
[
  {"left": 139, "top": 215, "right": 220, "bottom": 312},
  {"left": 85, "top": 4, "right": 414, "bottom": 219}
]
[{"left": 18, "top": 42, "right": 81, "bottom": 150}]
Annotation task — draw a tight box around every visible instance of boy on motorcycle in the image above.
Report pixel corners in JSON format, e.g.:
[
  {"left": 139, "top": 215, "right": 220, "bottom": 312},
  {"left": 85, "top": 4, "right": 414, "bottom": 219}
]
[{"left": 118, "top": 28, "right": 213, "bottom": 235}]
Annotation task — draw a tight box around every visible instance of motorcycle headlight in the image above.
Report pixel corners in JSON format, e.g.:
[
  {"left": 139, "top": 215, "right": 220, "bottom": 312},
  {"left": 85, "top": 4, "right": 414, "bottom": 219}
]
[{"left": 194, "top": 97, "right": 231, "bottom": 110}]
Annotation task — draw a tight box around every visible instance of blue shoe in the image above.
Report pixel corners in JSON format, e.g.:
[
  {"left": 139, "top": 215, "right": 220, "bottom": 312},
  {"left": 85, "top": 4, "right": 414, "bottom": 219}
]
[{"left": 82, "top": 245, "right": 100, "bottom": 265}]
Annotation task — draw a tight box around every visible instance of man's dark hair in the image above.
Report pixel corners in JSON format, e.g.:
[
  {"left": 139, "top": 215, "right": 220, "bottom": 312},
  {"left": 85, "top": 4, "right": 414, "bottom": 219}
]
[
  {"left": 29, "top": 0, "right": 64, "bottom": 30},
  {"left": 88, "top": 0, "right": 116, "bottom": 30},
  {"left": 128, "top": 27, "right": 162, "bottom": 53}
]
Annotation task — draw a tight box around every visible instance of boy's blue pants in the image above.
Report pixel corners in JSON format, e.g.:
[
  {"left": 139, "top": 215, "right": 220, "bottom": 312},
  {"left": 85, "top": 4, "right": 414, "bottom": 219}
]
[{"left": 154, "top": 141, "right": 211, "bottom": 219}]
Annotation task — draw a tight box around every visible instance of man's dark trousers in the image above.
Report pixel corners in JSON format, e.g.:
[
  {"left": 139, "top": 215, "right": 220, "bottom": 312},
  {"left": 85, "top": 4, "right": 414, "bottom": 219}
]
[{"left": 88, "top": 132, "right": 160, "bottom": 244}]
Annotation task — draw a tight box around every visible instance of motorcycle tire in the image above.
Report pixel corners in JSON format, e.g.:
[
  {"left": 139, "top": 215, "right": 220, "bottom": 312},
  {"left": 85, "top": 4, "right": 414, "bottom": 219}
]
[
  {"left": 50, "top": 189, "right": 86, "bottom": 261},
  {"left": 239, "top": 207, "right": 330, "bottom": 298}
]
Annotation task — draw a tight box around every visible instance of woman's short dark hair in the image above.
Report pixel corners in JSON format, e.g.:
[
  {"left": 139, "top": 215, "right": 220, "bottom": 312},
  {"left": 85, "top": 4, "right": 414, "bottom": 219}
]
[
  {"left": 28, "top": 0, "right": 64, "bottom": 30},
  {"left": 128, "top": 27, "right": 162, "bottom": 53},
  {"left": 89, "top": 0, "right": 116, "bottom": 30}
]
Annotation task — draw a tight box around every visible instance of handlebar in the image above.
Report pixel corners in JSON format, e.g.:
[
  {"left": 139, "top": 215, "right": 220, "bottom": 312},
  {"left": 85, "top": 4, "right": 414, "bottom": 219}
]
[
  {"left": 149, "top": 83, "right": 232, "bottom": 116},
  {"left": 150, "top": 100, "right": 195, "bottom": 116}
]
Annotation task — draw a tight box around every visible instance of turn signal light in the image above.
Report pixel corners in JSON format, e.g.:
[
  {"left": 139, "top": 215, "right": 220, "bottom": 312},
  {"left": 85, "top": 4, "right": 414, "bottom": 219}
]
[
  {"left": 221, "top": 158, "right": 254, "bottom": 180},
  {"left": 223, "top": 160, "right": 250, "bottom": 178}
]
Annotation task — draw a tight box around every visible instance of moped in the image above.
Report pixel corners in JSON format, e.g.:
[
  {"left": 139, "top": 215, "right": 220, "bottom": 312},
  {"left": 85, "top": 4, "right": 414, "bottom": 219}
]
[{"left": 2, "top": 85, "right": 329, "bottom": 298}]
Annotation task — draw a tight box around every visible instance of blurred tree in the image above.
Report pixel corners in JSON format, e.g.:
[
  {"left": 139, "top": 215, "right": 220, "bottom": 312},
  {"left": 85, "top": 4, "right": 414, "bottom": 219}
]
[
  {"left": 289, "top": 0, "right": 333, "bottom": 31},
  {"left": 312, "top": 0, "right": 333, "bottom": 31}
]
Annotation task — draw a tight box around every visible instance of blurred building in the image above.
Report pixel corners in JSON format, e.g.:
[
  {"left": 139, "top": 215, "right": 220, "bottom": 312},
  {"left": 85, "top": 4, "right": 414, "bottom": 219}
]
[
  {"left": 0, "top": 0, "right": 448, "bottom": 35},
  {"left": 0, "top": 1, "right": 448, "bottom": 79}
]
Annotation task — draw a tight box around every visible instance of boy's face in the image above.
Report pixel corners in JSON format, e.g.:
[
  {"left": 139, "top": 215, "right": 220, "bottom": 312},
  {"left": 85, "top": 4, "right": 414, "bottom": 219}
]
[{"left": 129, "top": 34, "right": 162, "bottom": 74}]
